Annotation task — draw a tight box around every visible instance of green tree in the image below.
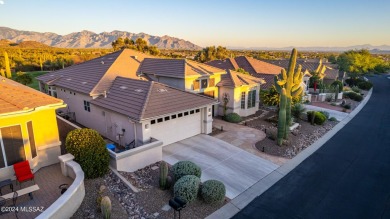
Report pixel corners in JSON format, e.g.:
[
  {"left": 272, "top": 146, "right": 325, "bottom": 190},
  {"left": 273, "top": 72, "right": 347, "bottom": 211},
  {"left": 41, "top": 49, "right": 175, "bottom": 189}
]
[
  {"left": 3, "top": 51, "right": 11, "bottom": 78},
  {"left": 14, "top": 72, "right": 33, "bottom": 85},
  {"left": 135, "top": 38, "right": 148, "bottom": 52},
  {"left": 337, "top": 49, "right": 388, "bottom": 76},
  {"left": 194, "top": 46, "right": 230, "bottom": 62}
]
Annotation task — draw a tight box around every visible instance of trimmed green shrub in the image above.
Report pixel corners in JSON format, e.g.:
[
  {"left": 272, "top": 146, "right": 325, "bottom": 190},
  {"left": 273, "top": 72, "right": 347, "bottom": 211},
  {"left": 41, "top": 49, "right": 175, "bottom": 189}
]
[
  {"left": 224, "top": 113, "right": 242, "bottom": 123},
  {"left": 174, "top": 175, "right": 201, "bottom": 203},
  {"left": 331, "top": 80, "right": 343, "bottom": 93},
  {"left": 172, "top": 161, "right": 201, "bottom": 181},
  {"left": 291, "top": 103, "right": 305, "bottom": 119},
  {"left": 345, "top": 78, "right": 365, "bottom": 87},
  {"left": 329, "top": 117, "right": 338, "bottom": 122},
  {"left": 319, "top": 111, "right": 330, "bottom": 120},
  {"left": 307, "top": 111, "right": 327, "bottom": 125},
  {"left": 343, "top": 104, "right": 351, "bottom": 109},
  {"left": 65, "top": 128, "right": 109, "bottom": 179},
  {"left": 325, "top": 94, "right": 333, "bottom": 102},
  {"left": 351, "top": 86, "right": 361, "bottom": 93},
  {"left": 357, "top": 81, "right": 373, "bottom": 90},
  {"left": 201, "top": 180, "right": 226, "bottom": 204},
  {"left": 344, "top": 92, "right": 363, "bottom": 102}
]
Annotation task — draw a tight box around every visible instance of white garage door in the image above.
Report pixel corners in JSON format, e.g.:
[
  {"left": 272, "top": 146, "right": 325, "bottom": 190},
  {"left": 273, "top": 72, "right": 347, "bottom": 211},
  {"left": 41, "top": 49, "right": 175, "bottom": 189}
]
[{"left": 151, "top": 111, "right": 201, "bottom": 146}]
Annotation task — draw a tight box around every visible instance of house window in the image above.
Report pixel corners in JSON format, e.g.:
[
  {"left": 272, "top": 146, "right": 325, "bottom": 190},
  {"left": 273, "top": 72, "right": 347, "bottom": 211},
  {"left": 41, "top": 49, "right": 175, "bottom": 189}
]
[
  {"left": 241, "top": 92, "right": 246, "bottom": 109},
  {"left": 200, "top": 79, "right": 208, "bottom": 89},
  {"left": 165, "top": 116, "right": 170, "bottom": 121},
  {"left": 190, "top": 110, "right": 194, "bottom": 114},
  {"left": 193, "top": 80, "right": 200, "bottom": 90},
  {"left": 247, "top": 90, "right": 256, "bottom": 108},
  {"left": 27, "top": 122, "right": 37, "bottom": 159},
  {"left": 157, "top": 118, "right": 163, "bottom": 123},
  {"left": 184, "top": 112, "right": 189, "bottom": 116},
  {"left": 151, "top": 120, "right": 156, "bottom": 125},
  {"left": 0, "top": 125, "right": 26, "bottom": 168},
  {"left": 84, "top": 100, "right": 91, "bottom": 112},
  {"left": 171, "top": 115, "right": 177, "bottom": 119},
  {"left": 178, "top": 113, "right": 183, "bottom": 117},
  {"left": 209, "top": 78, "right": 215, "bottom": 87},
  {"left": 195, "top": 109, "right": 200, "bottom": 113}
]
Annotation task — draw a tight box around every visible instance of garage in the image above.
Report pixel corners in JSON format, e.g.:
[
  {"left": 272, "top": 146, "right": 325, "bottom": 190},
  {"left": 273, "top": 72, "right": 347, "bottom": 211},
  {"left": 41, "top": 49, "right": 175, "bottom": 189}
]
[{"left": 150, "top": 109, "right": 202, "bottom": 146}]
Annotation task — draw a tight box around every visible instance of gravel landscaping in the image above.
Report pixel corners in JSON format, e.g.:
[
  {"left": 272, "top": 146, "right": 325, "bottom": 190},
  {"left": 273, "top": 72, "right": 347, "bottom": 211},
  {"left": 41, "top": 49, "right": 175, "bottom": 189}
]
[{"left": 120, "top": 162, "right": 228, "bottom": 219}]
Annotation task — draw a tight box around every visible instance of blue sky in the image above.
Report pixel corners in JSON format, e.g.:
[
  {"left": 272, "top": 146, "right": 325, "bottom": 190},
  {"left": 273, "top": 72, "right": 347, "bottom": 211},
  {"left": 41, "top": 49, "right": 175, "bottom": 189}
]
[{"left": 0, "top": 0, "right": 389, "bottom": 47}]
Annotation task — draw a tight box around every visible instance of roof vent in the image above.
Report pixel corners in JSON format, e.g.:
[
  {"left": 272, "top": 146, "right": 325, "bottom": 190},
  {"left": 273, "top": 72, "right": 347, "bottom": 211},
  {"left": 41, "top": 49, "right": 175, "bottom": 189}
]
[
  {"left": 101, "top": 61, "right": 105, "bottom": 64},
  {"left": 134, "top": 89, "right": 144, "bottom": 93},
  {"left": 66, "top": 78, "right": 72, "bottom": 81},
  {"left": 157, "top": 88, "right": 168, "bottom": 93},
  {"left": 119, "top": 86, "right": 128, "bottom": 90},
  {"left": 81, "top": 82, "right": 87, "bottom": 85}
]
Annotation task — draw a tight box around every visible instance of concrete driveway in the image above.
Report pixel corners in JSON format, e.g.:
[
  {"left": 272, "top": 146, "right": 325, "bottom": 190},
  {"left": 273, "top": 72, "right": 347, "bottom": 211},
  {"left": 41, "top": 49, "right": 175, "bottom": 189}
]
[{"left": 163, "top": 134, "right": 279, "bottom": 199}]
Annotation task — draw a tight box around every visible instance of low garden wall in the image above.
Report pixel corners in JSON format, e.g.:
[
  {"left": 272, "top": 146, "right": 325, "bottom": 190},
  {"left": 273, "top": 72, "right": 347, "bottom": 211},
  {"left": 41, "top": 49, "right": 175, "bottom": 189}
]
[
  {"left": 108, "top": 140, "right": 164, "bottom": 172},
  {"left": 37, "top": 154, "right": 85, "bottom": 219}
]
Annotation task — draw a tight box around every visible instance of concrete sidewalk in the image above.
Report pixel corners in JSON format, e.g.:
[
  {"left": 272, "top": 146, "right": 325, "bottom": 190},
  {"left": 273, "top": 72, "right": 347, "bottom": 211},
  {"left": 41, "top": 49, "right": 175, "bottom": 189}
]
[{"left": 206, "top": 88, "right": 373, "bottom": 219}]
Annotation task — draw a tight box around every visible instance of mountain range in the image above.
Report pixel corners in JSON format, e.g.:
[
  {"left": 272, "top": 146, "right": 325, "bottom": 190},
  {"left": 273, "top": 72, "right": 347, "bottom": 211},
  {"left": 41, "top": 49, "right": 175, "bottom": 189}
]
[
  {"left": 228, "top": 44, "right": 390, "bottom": 52},
  {"left": 0, "top": 27, "right": 202, "bottom": 50}
]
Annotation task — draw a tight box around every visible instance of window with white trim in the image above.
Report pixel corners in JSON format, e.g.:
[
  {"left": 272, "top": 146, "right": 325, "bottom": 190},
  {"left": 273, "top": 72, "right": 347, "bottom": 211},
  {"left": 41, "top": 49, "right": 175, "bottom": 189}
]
[
  {"left": 84, "top": 100, "right": 91, "bottom": 112},
  {"left": 241, "top": 92, "right": 246, "bottom": 109},
  {"left": 247, "top": 90, "right": 256, "bottom": 108},
  {"left": 0, "top": 125, "right": 26, "bottom": 168}
]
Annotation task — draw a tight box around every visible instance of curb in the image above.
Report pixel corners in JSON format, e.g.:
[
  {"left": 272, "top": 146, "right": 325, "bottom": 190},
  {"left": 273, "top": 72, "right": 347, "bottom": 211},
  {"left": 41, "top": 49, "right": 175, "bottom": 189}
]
[
  {"left": 109, "top": 166, "right": 139, "bottom": 193},
  {"left": 206, "top": 88, "right": 373, "bottom": 219}
]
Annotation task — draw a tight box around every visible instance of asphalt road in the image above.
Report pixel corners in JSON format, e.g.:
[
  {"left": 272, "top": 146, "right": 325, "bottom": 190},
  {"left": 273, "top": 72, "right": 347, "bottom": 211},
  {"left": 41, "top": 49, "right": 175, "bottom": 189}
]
[{"left": 233, "top": 74, "right": 390, "bottom": 219}]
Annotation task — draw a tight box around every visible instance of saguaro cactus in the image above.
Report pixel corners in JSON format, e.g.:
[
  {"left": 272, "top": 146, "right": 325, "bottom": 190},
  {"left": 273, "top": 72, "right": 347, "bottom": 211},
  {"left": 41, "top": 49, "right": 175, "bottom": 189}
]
[
  {"left": 159, "top": 161, "right": 169, "bottom": 189},
  {"left": 277, "top": 88, "right": 287, "bottom": 146},
  {"left": 274, "top": 48, "right": 304, "bottom": 129},
  {"left": 101, "top": 196, "right": 112, "bottom": 219}
]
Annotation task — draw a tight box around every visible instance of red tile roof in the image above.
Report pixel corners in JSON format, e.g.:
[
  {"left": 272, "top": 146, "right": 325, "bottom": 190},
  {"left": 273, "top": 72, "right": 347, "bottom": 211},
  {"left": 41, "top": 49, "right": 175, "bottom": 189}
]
[
  {"left": 217, "top": 70, "right": 265, "bottom": 88},
  {"left": 138, "top": 58, "right": 225, "bottom": 78},
  {"left": 91, "top": 77, "right": 217, "bottom": 121},
  {"left": 37, "top": 49, "right": 152, "bottom": 95},
  {"left": 0, "top": 76, "right": 64, "bottom": 115}
]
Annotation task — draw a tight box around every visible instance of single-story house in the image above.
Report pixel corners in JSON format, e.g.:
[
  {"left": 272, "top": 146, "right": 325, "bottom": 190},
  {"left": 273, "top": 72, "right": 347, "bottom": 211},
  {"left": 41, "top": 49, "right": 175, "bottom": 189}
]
[
  {"left": 206, "top": 56, "right": 283, "bottom": 89},
  {"left": 90, "top": 77, "right": 217, "bottom": 147},
  {"left": 0, "top": 76, "right": 66, "bottom": 180}
]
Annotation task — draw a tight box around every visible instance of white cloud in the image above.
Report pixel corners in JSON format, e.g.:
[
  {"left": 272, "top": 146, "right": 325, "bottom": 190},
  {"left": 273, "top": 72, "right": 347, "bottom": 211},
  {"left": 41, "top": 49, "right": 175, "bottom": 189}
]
[{"left": 0, "top": 1, "right": 4, "bottom": 5}]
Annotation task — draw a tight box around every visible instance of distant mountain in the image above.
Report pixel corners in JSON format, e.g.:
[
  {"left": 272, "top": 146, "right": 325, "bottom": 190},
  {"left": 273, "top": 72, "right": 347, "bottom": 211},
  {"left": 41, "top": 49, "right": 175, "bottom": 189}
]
[
  {"left": 228, "top": 44, "right": 390, "bottom": 52},
  {"left": 0, "top": 27, "right": 202, "bottom": 50},
  {"left": 0, "top": 39, "right": 51, "bottom": 48}
]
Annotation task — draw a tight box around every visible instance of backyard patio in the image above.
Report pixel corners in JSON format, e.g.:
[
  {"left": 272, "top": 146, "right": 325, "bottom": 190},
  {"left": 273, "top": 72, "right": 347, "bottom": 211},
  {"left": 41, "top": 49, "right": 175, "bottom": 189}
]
[{"left": 0, "top": 164, "right": 73, "bottom": 219}]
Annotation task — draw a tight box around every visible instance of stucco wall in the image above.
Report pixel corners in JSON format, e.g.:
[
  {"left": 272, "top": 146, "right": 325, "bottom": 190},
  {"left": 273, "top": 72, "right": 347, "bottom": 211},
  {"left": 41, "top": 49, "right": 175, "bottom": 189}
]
[
  {"left": 157, "top": 77, "right": 185, "bottom": 90},
  {"left": 37, "top": 158, "right": 85, "bottom": 219},
  {"left": 0, "top": 108, "right": 63, "bottom": 180},
  {"left": 218, "top": 85, "right": 260, "bottom": 117},
  {"left": 108, "top": 140, "right": 163, "bottom": 172}
]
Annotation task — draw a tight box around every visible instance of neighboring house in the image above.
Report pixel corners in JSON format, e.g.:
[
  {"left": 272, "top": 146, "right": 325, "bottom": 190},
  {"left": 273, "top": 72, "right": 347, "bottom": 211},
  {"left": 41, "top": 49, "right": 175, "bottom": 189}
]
[
  {"left": 137, "top": 58, "right": 226, "bottom": 116},
  {"left": 206, "top": 56, "right": 283, "bottom": 89},
  {"left": 36, "top": 49, "right": 151, "bottom": 129},
  {"left": 90, "top": 77, "right": 216, "bottom": 146},
  {"left": 0, "top": 76, "right": 66, "bottom": 180},
  {"left": 217, "top": 70, "right": 265, "bottom": 117}
]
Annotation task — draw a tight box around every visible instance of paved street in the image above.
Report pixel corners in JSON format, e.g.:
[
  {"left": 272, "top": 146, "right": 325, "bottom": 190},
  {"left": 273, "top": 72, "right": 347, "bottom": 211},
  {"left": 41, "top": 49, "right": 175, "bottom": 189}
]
[{"left": 233, "top": 74, "right": 390, "bottom": 219}]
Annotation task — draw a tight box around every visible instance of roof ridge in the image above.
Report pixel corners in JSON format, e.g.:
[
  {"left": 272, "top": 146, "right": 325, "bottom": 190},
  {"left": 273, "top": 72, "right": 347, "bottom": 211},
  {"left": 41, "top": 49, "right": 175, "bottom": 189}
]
[
  {"left": 153, "top": 80, "right": 216, "bottom": 101},
  {"left": 138, "top": 80, "right": 154, "bottom": 120}
]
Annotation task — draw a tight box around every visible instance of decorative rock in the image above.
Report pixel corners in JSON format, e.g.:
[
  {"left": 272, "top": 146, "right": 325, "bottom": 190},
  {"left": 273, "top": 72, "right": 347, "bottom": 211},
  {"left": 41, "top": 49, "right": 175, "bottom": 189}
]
[{"left": 161, "top": 204, "right": 171, "bottom": 211}]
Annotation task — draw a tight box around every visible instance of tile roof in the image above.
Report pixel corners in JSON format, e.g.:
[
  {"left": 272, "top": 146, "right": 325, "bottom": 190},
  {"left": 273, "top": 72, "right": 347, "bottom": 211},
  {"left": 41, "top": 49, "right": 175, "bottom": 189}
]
[
  {"left": 0, "top": 76, "right": 64, "bottom": 115},
  {"left": 91, "top": 77, "right": 217, "bottom": 121},
  {"left": 36, "top": 49, "right": 152, "bottom": 95},
  {"left": 216, "top": 70, "right": 265, "bottom": 88},
  {"left": 206, "top": 56, "right": 282, "bottom": 89},
  {"left": 138, "top": 58, "right": 225, "bottom": 78},
  {"left": 324, "top": 68, "right": 339, "bottom": 80},
  {"left": 263, "top": 59, "right": 321, "bottom": 73}
]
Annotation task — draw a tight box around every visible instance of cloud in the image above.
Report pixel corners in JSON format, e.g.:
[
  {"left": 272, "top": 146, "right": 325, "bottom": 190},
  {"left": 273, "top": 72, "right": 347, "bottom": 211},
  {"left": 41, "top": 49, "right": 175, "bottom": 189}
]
[{"left": 0, "top": 1, "right": 4, "bottom": 4}]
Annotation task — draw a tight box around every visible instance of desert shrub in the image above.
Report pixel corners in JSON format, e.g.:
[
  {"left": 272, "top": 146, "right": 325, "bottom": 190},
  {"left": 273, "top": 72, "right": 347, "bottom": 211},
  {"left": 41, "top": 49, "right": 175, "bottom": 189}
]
[
  {"left": 172, "top": 161, "right": 201, "bottom": 181},
  {"left": 345, "top": 78, "right": 365, "bottom": 87},
  {"left": 201, "top": 180, "right": 226, "bottom": 204},
  {"left": 307, "top": 111, "right": 327, "bottom": 125},
  {"left": 357, "top": 81, "right": 373, "bottom": 90},
  {"left": 331, "top": 80, "right": 343, "bottom": 93},
  {"left": 343, "top": 104, "right": 351, "bottom": 109},
  {"left": 351, "top": 86, "right": 361, "bottom": 93},
  {"left": 65, "top": 128, "right": 109, "bottom": 179},
  {"left": 224, "top": 113, "right": 242, "bottom": 123},
  {"left": 325, "top": 94, "right": 333, "bottom": 102},
  {"left": 291, "top": 103, "right": 305, "bottom": 119},
  {"left": 174, "top": 175, "right": 201, "bottom": 203},
  {"left": 344, "top": 92, "right": 363, "bottom": 102},
  {"left": 319, "top": 111, "right": 330, "bottom": 120},
  {"left": 329, "top": 117, "right": 338, "bottom": 122}
]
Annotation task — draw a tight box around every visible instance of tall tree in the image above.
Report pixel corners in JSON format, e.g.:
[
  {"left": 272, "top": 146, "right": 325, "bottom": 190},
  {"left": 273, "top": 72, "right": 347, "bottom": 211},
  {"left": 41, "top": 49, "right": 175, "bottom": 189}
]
[
  {"left": 194, "top": 46, "right": 230, "bottom": 63},
  {"left": 3, "top": 51, "right": 11, "bottom": 78}
]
